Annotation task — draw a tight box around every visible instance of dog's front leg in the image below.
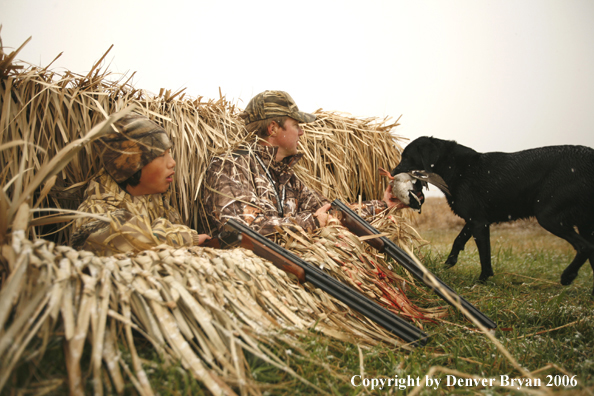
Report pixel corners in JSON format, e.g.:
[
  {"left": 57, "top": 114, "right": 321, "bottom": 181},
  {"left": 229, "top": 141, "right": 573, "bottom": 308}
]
[
  {"left": 470, "top": 221, "right": 493, "bottom": 281},
  {"left": 445, "top": 223, "right": 473, "bottom": 267}
]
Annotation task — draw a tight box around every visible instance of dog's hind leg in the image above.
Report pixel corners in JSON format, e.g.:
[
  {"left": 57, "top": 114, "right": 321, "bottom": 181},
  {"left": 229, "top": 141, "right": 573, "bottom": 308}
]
[
  {"left": 576, "top": 225, "right": 594, "bottom": 294},
  {"left": 560, "top": 249, "right": 590, "bottom": 286},
  {"left": 445, "top": 223, "right": 473, "bottom": 267},
  {"left": 538, "top": 220, "right": 594, "bottom": 286}
]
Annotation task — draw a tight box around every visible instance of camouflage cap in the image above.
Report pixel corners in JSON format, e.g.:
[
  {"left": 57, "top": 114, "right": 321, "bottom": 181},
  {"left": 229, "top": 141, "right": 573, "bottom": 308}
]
[
  {"left": 239, "top": 90, "right": 316, "bottom": 125},
  {"left": 94, "top": 114, "right": 173, "bottom": 183}
]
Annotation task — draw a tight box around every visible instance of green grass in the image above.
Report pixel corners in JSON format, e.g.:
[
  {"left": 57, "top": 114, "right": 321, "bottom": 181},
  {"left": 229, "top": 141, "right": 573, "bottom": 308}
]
[{"left": 7, "top": 226, "right": 594, "bottom": 395}]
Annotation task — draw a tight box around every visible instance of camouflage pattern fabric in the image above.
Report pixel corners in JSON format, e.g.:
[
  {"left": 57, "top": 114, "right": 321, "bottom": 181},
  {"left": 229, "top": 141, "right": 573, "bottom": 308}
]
[
  {"left": 202, "top": 143, "right": 387, "bottom": 236},
  {"left": 239, "top": 90, "right": 316, "bottom": 125},
  {"left": 94, "top": 114, "right": 173, "bottom": 183},
  {"left": 71, "top": 170, "right": 199, "bottom": 256}
]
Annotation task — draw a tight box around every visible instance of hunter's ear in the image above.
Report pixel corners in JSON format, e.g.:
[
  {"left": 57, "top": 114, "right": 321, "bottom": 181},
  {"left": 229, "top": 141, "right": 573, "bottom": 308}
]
[{"left": 267, "top": 121, "right": 279, "bottom": 137}]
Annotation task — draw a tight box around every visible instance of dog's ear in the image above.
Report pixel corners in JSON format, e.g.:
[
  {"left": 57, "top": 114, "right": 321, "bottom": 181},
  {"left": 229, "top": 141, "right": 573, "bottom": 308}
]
[
  {"left": 392, "top": 137, "right": 443, "bottom": 175},
  {"left": 419, "top": 140, "right": 442, "bottom": 172},
  {"left": 403, "top": 138, "right": 441, "bottom": 172}
]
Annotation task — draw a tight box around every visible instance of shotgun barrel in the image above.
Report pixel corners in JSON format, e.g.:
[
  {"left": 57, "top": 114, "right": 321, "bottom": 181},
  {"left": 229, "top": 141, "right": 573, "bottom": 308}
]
[{"left": 330, "top": 199, "right": 497, "bottom": 330}]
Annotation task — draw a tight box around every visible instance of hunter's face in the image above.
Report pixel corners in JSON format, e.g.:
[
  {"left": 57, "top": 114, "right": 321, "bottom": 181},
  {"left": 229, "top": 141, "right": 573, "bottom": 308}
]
[
  {"left": 271, "top": 118, "right": 303, "bottom": 161},
  {"left": 132, "top": 149, "right": 176, "bottom": 195}
]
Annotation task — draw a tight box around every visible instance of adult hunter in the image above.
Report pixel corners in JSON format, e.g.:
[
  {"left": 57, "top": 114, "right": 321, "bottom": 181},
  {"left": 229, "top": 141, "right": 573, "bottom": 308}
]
[{"left": 202, "top": 90, "right": 401, "bottom": 236}]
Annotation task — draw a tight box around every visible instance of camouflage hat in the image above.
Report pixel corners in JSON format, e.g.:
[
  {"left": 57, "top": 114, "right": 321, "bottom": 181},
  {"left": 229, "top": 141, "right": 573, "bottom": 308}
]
[
  {"left": 94, "top": 114, "right": 173, "bottom": 183},
  {"left": 239, "top": 90, "right": 316, "bottom": 125}
]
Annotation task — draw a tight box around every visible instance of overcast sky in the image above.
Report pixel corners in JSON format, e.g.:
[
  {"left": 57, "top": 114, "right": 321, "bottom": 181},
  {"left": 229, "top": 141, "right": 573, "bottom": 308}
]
[{"left": 3, "top": 0, "right": 594, "bottom": 157}]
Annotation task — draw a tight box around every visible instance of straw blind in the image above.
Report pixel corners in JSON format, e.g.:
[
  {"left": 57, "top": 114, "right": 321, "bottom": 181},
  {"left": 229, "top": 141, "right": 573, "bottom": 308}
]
[{"left": 0, "top": 37, "right": 439, "bottom": 395}]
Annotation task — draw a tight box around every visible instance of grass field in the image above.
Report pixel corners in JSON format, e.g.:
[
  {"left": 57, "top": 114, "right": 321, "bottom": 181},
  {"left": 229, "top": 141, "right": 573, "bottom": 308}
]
[{"left": 8, "top": 198, "right": 594, "bottom": 395}]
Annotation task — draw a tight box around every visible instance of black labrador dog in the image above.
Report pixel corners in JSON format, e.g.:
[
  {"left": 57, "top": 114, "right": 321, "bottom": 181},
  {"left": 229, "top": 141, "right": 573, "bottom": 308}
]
[{"left": 391, "top": 136, "right": 594, "bottom": 292}]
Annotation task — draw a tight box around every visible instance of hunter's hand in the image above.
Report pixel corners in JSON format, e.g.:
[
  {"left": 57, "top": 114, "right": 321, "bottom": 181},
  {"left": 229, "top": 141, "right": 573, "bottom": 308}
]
[
  {"left": 196, "top": 234, "right": 212, "bottom": 246},
  {"left": 383, "top": 185, "right": 406, "bottom": 209},
  {"left": 314, "top": 203, "right": 334, "bottom": 228}
]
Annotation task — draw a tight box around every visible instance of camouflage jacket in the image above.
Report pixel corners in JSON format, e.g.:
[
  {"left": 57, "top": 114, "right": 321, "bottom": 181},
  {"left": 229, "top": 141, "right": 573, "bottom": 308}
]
[
  {"left": 202, "top": 144, "right": 387, "bottom": 236},
  {"left": 71, "top": 170, "right": 199, "bottom": 256}
]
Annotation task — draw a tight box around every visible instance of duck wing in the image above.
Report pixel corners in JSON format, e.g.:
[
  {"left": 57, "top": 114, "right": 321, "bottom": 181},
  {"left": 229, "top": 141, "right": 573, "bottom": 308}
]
[{"left": 408, "top": 170, "right": 451, "bottom": 196}]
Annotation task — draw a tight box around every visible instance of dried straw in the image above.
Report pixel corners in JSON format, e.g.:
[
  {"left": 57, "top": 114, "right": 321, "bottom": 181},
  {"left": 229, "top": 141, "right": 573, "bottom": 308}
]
[
  {"left": 1, "top": 216, "right": 427, "bottom": 394},
  {"left": 0, "top": 36, "right": 432, "bottom": 394},
  {"left": 0, "top": 40, "right": 404, "bottom": 243}
]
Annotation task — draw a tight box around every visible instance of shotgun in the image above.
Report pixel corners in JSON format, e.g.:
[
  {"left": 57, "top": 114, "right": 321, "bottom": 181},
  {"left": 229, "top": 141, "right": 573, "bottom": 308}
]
[
  {"left": 205, "top": 218, "right": 429, "bottom": 346},
  {"left": 330, "top": 199, "right": 497, "bottom": 329}
]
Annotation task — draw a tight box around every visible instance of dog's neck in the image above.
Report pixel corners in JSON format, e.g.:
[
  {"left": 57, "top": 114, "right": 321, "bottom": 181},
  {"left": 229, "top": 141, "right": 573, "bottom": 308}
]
[{"left": 427, "top": 139, "right": 479, "bottom": 187}]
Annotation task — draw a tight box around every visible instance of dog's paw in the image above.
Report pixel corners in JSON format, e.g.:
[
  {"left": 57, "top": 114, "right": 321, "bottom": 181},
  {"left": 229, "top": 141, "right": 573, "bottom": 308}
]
[
  {"left": 444, "top": 256, "right": 458, "bottom": 267},
  {"left": 560, "top": 271, "right": 578, "bottom": 285},
  {"left": 478, "top": 271, "right": 494, "bottom": 282}
]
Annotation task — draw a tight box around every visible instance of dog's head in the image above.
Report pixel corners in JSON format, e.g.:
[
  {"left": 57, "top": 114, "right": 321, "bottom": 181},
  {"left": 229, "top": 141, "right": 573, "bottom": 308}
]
[
  {"left": 391, "top": 137, "right": 452, "bottom": 199},
  {"left": 392, "top": 136, "right": 443, "bottom": 175}
]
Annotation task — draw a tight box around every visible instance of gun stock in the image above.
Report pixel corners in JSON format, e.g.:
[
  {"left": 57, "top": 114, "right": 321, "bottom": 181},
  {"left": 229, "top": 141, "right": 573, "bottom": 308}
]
[
  {"left": 217, "top": 219, "right": 428, "bottom": 346},
  {"left": 338, "top": 210, "right": 386, "bottom": 252},
  {"left": 202, "top": 235, "right": 303, "bottom": 280},
  {"left": 331, "top": 199, "right": 497, "bottom": 330},
  {"left": 201, "top": 237, "right": 221, "bottom": 248},
  {"left": 239, "top": 233, "right": 306, "bottom": 283}
]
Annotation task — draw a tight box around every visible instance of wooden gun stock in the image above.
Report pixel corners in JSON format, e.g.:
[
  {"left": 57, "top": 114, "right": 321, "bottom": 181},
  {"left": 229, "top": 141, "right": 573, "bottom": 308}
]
[
  {"left": 336, "top": 210, "right": 385, "bottom": 252},
  {"left": 201, "top": 237, "right": 221, "bottom": 248},
  {"left": 239, "top": 234, "right": 306, "bottom": 283}
]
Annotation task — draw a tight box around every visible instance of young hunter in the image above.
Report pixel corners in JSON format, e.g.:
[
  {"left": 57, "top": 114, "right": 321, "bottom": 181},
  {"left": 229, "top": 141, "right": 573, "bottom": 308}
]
[
  {"left": 202, "top": 90, "right": 400, "bottom": 236},
  {"left": 71, "top": 114, "right": 210, "bottom": 256}
]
